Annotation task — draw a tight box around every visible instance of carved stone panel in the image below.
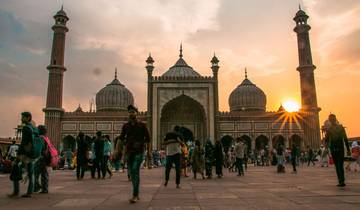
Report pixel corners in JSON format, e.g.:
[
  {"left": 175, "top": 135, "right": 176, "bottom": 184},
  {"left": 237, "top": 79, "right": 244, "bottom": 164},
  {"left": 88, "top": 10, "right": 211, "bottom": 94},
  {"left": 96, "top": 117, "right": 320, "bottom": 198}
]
[
  {"left": 80, "top": 123, "right": 94, "bottom": 131},
  {"left": 62, "top": 123, "right": 76, "bottom": 131},
  {"left": 96, "top": 123, "right": 112, "bottom": 131},
  {"left": 113, "top": 123, "right": 124, "bottom": 131},
  {"left": 237, "top": 122, "right": 252, "bottom": 130},
  {"left": 220, "top": 123, "right": 235, "bottom": 131},
  {"left": 255, "top": 122, "right": 268, "bottom": 130}
]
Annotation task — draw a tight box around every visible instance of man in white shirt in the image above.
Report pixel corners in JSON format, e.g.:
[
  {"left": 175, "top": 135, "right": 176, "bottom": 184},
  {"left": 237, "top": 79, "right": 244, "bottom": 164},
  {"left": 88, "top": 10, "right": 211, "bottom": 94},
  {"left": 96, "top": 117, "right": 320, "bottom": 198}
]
[
  {"left": 8, "top": 141, "right": 19, "bottom": 161},
  {"left": 235, "top": 138, "right": 245, "bottom": 176},
  {"left": 163, "top": 127, "right": 184, "bottom": 188}
]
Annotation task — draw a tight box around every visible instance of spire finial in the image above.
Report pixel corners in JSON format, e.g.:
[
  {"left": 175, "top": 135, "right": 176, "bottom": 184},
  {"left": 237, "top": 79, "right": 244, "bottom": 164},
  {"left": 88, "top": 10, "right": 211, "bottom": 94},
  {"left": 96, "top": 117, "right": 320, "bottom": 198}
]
[
  {"left": 115, "top": 67, "right": 118, "bottom": 79},
  {"left": 179, "top": 43, "right": 183, "bottom": 58},
  {"left": 299, "top": 4, "right": 301, "bottom": 10},
  {"left": 61, "top": 4, "right": 64, "bottom": 11},
  {"left": 245, "top": 67, "right": 248, "bottom": 79}
]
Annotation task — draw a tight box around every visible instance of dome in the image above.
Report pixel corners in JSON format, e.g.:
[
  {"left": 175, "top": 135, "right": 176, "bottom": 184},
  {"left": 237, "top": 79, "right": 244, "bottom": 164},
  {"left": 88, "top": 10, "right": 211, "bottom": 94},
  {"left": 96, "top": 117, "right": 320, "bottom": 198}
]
[
  {"left": 96, "top": 69, "right": 134, "bottom": 112},
  {"left": 229, "top": 70, "right": 266, "bottom": 112},
  {"left": 161, "top": 45, "right": 201, "bottom": 77}
]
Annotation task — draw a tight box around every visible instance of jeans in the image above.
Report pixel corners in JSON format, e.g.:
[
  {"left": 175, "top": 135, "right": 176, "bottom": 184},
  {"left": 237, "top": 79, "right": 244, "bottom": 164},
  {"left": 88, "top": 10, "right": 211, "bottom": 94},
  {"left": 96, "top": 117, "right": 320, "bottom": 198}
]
[
  {"left": 13, "top": 161, "right": 34, "bottom": 194},
  {"left": 236, "top": 158, "right": 244, "bottom": 175},
  {"left": 165, "top": 153, "right": 181, "bottom": 185},
  {"left": 128, "top": 153, "right": 144, "bottom": 197},
  {"left": 291, "top": 157, "right": 297, "bottom": 172},
  {"left": 34, "top": 160, "right": 48, "bottom": 192},
  {"left": 215, "top": 159, "right": 223, "bottom": 176},
  {"left": 332, "top": 151, "right": 345, "bottom": 184},
  {"left": 76, "top": 157, "right": 87, "bottom": 179}
]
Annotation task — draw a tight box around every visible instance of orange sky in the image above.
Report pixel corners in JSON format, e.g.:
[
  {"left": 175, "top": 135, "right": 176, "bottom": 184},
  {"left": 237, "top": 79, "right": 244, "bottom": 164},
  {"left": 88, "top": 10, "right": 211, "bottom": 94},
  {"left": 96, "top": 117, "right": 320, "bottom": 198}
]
[{"left": 0, "top": 0, "right": 359, "bottom": 137}]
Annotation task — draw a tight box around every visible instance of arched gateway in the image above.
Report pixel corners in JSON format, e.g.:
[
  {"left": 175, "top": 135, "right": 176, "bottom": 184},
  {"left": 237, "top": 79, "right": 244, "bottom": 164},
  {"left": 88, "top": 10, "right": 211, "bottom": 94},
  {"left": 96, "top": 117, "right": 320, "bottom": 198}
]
[{"left": 160, "top": 95, "right": 207, "bottom": 148}]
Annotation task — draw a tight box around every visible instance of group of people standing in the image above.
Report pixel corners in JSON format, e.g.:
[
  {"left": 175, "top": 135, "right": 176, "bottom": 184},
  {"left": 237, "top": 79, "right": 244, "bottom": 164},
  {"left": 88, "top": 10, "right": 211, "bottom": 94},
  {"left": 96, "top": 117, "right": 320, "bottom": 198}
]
[
  {"left": 75, "top": 131, "right": 113, "bottom": 180},
  {"left": 163, "top": 130, "right": 250, "bottom": 190},
  {"left": 8, "top": 112, "right": 52, "bottom": 198}
]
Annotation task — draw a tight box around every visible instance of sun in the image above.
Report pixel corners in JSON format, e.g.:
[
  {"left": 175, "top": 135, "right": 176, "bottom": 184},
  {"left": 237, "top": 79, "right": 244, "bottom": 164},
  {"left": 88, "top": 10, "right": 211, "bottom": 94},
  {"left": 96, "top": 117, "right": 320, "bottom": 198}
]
[{"left": 282, "top": 100, "right": 300, "bottom": 112}]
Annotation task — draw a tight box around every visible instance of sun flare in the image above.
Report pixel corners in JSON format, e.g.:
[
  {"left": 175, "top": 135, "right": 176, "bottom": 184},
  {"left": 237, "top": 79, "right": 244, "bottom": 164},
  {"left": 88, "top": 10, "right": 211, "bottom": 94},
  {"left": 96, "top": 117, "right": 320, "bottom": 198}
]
[{"left": 282, "top": 100, "right": 300, "bottom": 112}]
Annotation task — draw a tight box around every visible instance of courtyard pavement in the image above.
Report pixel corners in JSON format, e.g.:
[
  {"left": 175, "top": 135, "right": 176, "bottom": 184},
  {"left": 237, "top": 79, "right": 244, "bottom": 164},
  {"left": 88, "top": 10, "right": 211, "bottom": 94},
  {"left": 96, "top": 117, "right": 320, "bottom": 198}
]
[{"left": 0, "top": 164, "right": 359, "bottom": 210}]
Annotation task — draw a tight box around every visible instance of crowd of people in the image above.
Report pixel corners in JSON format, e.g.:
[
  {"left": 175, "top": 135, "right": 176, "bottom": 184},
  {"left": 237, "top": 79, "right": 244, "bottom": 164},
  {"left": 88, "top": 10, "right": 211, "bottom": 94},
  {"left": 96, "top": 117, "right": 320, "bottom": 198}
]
[{"left": 3, "top": 109, "right": 360, "bottom": 202}]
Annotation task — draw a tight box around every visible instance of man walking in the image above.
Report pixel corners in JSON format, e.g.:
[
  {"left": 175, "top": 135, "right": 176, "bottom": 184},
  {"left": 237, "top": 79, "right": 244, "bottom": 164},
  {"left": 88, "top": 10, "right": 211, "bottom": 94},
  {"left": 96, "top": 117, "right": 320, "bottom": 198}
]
[
  {"left": 120, "top": 105, "right": 150, "bottom": 203},
  {"left": 307, "top": 146, "right": 315, "bottom": 166},
  {"left": 291, "top": 143, "right": 298, "bottom": 173},
  {"left": 324, "top": 114, "right": 350, "bottom": 187},
  {"left": 76, "top": 132, "right": 88, "bottom": 180},
  {"left": 235, "top": 138, "right": 245, "bottom": 176},
  {"left": 163, "top": 126, "right": 183, "bottom": 188},
  {"left": 93, "top": 131, "right": 104, "bottom": 179}
]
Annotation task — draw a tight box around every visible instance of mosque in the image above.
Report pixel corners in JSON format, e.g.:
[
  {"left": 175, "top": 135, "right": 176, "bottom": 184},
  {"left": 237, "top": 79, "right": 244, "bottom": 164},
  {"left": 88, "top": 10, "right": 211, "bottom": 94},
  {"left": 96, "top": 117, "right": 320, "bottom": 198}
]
[{"left": 43, "top": 7, "right": 321, "bottom": 152}]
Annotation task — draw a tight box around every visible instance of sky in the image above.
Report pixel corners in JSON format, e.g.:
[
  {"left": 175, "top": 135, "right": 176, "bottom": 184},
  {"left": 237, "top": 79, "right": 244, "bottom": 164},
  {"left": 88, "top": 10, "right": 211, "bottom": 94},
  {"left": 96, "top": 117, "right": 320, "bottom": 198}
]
[{"left": 0, "top": 0, "right": 359, "bottom": 137}]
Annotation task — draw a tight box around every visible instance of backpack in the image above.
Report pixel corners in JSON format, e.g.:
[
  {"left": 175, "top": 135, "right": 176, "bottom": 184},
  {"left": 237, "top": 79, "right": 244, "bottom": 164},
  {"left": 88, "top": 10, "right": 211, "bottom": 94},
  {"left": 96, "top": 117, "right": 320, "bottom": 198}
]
[
  {"left": 41, "top": 135, "right": 59, "bottom": 168},
  {"left": 24, "top": 125, "right": 43, "bottom": 159}
]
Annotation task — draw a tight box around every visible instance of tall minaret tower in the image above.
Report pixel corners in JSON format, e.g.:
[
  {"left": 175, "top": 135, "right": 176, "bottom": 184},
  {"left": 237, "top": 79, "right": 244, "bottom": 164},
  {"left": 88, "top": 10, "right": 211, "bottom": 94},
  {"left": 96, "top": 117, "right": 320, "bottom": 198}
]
[
  {"left": 293, "top": 6, "right": 321, "bottom": 147},
  {"left": 43, "top": 6, "right": 69, "bottom": 149}
]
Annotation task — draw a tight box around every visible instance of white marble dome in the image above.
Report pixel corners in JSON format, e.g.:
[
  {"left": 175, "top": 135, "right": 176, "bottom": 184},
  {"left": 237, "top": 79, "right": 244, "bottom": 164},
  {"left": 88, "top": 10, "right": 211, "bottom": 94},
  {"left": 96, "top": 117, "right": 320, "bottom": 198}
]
[
  {"left": 96, "top": 71, "right": 134, "bottom": 112},
  {"left": 229, "top": 72, "right": 266, "bottom": 112}
]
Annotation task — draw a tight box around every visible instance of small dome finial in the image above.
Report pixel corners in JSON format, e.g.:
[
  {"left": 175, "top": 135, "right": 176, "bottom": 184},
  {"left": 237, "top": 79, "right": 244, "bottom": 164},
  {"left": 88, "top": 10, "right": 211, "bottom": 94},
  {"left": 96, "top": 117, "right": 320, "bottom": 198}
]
[
  {"left": 179, "top": 43, "right": 183, "bottom": 58},
  {"left": 146, "top": 53, "right": 154, "bottom": 64},
  {"left": 245, "top": 67, "right": 248, "bottom": 79},
  {"left": 114, "top": 67, "right": 118, "bottom": 79}
]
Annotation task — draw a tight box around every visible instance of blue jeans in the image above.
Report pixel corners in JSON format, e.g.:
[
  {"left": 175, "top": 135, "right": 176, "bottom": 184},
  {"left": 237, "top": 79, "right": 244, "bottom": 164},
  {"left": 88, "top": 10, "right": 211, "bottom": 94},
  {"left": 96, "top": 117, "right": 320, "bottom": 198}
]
[
  {"left": 13, "top": 161, "right": 34, "bottom": 194},
  {"left": 127, "top": 153, "right": 144, "bottom": 197}
]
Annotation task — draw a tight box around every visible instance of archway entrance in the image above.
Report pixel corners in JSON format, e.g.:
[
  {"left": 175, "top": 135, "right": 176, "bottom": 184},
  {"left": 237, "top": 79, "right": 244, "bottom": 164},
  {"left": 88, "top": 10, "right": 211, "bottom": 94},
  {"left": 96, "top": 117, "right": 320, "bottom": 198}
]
[
  {"left": 255, "top": 135, "right": 269, "bottom": 151},
  {"left": 220, "top": 135, "right": 234, "bottom": 154},
  {"left": 289, "top": 134, "right": 302, "bottom": 150},
  {"left": 160, "top": 95, "right": 206, "bottom": 149},
  {"left": 272, "top": 135, "right": 286, "bottom": 149},
  {"left": 62, "top": 135, "right": 76, "bottom": 151}
]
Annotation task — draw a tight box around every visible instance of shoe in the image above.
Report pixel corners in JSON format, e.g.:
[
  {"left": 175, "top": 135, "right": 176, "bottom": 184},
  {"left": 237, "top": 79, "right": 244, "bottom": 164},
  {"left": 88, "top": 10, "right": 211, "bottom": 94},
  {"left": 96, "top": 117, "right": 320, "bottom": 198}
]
[
  {"left": 129, "top": 197, "right": 137, "bottom": 204},
  {"left": 39, "top": 191, "right": 48, "bottom": 194},
  {"left": 164, "top": 181, "right": 168, "bottom": 187},
  {"left": 176, "top": 185, "right": 181, "bottom": 189},
  {"left": 337, "top": 183, "right": 346, "bottom": 187},
  {"left": 21, "top": 194, "right": 31, "bottom": 198},
  {"left": 7, "top": 193, "right": 19, "bottom": 198}
]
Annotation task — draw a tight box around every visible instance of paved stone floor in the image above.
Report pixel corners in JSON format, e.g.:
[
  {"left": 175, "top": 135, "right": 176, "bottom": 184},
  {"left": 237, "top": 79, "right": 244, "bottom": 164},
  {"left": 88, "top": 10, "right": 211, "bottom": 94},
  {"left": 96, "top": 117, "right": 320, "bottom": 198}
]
[{"left": 0, "top": 164, "right": 359, "bottom": 210}]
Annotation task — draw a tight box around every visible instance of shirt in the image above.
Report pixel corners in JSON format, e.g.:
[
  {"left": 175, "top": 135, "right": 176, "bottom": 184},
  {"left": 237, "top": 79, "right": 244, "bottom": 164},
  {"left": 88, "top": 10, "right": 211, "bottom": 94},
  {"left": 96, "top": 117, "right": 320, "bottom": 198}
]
[
  {"left": 120, "top": 120, "right": 150, "bottom": 156},
  {"left": 235, "top": 142, "right": 245, "bottom": 158},
  {"left": 166, "top": 142, "right": 181, "bottom": 156},
  {"left": 8, "top": 144, "right": 19, "bottom": 158}
]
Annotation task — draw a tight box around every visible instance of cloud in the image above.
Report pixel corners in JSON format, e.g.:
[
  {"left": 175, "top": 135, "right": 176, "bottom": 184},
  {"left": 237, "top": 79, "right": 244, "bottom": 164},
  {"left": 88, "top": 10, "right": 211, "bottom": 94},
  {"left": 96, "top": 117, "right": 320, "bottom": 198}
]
[{"left": 303, "top": 0, "right": 360, "bottom": 77}]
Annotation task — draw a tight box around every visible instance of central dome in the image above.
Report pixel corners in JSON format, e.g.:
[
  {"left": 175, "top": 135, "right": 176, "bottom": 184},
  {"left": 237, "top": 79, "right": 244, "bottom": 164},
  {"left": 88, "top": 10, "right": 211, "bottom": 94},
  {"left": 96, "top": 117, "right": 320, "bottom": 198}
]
[
  {"left": 96, "top": 69, "right": 134, "bottom": 112},
  {"left": 162, "top": 45, "right": 201, "bottom": 77},
  {"left": 229, "top": 70, "right": 267, "bottom": 112}
]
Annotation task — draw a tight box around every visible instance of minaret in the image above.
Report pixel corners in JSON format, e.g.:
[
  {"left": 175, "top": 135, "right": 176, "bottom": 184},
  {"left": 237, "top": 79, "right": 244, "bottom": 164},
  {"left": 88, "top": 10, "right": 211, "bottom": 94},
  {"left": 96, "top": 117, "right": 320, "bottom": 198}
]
[
  {"left": 293, "top": 6, "right": 319, "bottom": 111},
  {"left": 211, "top": 53, "right": 220, "bottom": 141},
  {"left": 293, "top": 6, "right": 321, "bottom": 148},
  {"left": 146, "top": 53, "right": 154, "bottom": 151},
  {"left": 43, "top": 6, "right": 69, "bottom": 149}
]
